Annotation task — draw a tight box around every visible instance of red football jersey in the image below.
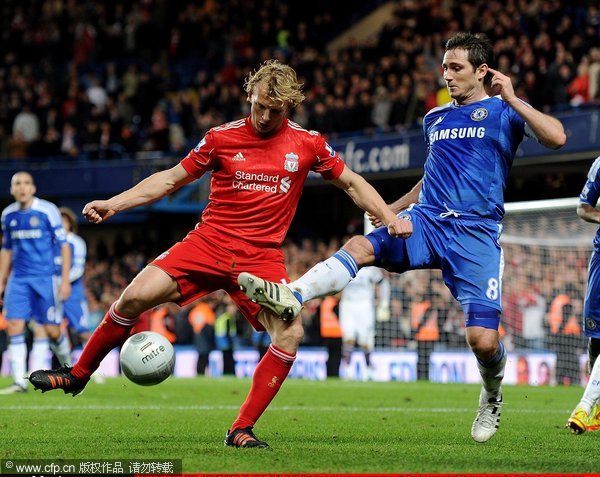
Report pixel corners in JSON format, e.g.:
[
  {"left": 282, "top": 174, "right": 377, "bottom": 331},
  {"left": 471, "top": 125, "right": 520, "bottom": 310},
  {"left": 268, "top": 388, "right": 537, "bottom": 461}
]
[{"left": 180, "top": 117, "right": 345, "bottom": 247}]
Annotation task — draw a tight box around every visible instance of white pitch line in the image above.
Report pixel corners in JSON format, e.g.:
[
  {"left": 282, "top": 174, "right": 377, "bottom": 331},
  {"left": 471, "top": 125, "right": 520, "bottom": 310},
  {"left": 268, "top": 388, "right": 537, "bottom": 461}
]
[{"left": 0, "top": 404, "right": 570, "bottom": 414}]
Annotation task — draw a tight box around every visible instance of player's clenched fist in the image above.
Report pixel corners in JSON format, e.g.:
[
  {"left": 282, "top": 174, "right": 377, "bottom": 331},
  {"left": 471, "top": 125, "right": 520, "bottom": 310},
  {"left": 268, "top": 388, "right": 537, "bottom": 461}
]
[
  {"left": 387, "top": 215, "right": 413, "bottom": 239},
  {"left": 82, "top": 200, "right": 117, "bottom": 224}
]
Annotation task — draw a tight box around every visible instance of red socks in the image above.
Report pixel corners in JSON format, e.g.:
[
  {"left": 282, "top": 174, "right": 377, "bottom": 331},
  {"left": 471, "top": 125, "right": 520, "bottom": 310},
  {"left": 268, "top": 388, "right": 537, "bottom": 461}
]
[
  {"left": 231, "top": 344, "right": 296, "bottom": 430},
  {"left": 72, "top": 303, "right": 137, "bottom": 380},
  {"left": 73, "top": 302, "right": 295, "bottom": 434}
]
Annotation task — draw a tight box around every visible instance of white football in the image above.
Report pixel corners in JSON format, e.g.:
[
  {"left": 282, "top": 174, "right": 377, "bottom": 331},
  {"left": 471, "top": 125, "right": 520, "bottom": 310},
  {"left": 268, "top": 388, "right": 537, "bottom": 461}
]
[{"left": 119, "top": 331, "right": 175, "bottom": 386}]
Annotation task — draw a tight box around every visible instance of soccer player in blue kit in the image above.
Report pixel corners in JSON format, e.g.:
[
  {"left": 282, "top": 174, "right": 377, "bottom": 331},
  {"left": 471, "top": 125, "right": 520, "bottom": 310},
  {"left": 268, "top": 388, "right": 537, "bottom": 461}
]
[
  {"left": 0, "top": 172, "right": 72, "bottom": 394},
  {"left": 30, "top": 207, "right": 89, "bottom": 373},
  {"left": 566, "top": 156, "right": 600, "bottom": 434},
  {"left": 238, "top": 32, "right": 566, "bottom": 442},
  {"left": 58, "top": 207, "right": 92, "bottom": 347}
]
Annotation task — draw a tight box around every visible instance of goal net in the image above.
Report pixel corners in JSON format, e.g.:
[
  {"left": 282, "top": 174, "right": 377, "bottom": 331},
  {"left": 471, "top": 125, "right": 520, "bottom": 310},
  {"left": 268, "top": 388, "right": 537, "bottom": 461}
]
[
  {"left": 371, "top": 198, "right": 595, "bottom": 386},
  {"left": 500, "top": 197, "right": 593, "bottom": 386}
]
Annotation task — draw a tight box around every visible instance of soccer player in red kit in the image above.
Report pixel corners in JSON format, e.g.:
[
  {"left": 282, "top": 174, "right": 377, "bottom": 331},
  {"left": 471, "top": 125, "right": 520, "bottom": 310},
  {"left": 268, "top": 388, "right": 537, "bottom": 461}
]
[{"left": 29, "top": 60, "right": 407, "bottom": 448}]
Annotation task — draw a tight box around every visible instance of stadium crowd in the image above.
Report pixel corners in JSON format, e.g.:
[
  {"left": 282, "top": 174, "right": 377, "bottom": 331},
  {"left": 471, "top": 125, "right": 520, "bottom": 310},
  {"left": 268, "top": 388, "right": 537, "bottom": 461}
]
[{"left": 0, "top": 0, "right": 599, "bottom": 160}]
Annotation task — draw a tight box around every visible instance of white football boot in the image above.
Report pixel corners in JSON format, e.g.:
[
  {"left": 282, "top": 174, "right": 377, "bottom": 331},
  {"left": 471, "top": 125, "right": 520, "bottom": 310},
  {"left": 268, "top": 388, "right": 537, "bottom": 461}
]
[
  {"left": 471, "top": 386, "right": 502, "bottom": 443},
  {"left": 238, "top": 272, "right": 302, "bottom": 321}
]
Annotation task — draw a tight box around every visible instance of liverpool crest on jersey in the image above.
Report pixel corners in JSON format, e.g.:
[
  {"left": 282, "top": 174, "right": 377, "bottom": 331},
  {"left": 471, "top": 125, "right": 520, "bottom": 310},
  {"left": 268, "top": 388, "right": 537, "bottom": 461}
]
[{"left": 284, "top": 152, "right": 299, "bottom": 172}]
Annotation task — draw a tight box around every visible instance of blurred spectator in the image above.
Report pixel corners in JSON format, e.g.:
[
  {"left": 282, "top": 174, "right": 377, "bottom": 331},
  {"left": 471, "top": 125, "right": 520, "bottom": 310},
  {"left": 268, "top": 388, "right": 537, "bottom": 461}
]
[
  {"left": 12, "top": 103, "right": 39, "bottom": 143},
  {"left": 214, "top": 298, "right": 239, "bottom": 376},
  {"left": 411, "top": 293, "right": 435, "bottom": 381},
  {"left": 547, "top": 290, "right": 584, "bottom": 385},
  {"left": 589, "top": 47, "right": 600, "bottom": 102},
  {"left": 252, "top": 330, "right": 271, "bottom": 360},
  {"left": 567, "top": 58, "right": 591, "bottom": 106},
  {"left": 149, "top": 303, "right": 177, "bottom": 344},
  {"left": 518, "top": 285, "right": 547, "bottom": 350},
  {"left": 86, "top": 75, "right": 108, "bottom": 112},
  {"left": 60, "top": 122, "right": 81, "bottom": 156},
  {"left": 188, "top": 298, "right": 216, "bottom": 375},
  {"left": 319, "top": 296, "right": 342, "bottom": 378}
]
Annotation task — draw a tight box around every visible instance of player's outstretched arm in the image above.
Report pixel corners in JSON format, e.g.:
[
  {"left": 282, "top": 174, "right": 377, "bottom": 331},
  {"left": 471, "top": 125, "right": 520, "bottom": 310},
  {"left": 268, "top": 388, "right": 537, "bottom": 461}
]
[
  {"left": 577, "top": 203, "right": 600, "bottom": 224},
  {"left": 82, "top": 164, "right": 195, "bottom": 224},
  {"left": 487, "top": 67, "right": 566, "bottom": 150},
  {"left": 368, "top": 179, "right": 423, "bottom": 228},
  {"left": 331, "top": 166, "right": 412, "bottom": 238}
]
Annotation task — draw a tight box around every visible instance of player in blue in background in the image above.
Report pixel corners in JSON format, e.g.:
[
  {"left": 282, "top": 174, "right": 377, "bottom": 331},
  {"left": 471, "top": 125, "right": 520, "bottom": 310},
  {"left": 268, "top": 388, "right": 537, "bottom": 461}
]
[
  {"left": 58, "top": 207, "right": 92, "bottom": 347},
  {"left": 30, "top": 207, "right": 89, "bottom": 373},
  {"left": 0, "top": 172, "right": 72, "bottom": 394},
  {"left": 566, "top": 156, "right": 600, "bottom": 434},
  {"left": 239, "top": 32, "right": 566, "bottom": 442}
]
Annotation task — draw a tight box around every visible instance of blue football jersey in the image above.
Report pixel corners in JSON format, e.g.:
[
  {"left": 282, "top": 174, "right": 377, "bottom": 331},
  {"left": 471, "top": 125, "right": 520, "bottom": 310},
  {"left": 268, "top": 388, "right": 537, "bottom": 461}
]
[
  {"left": 1, "top": 197, "right": 67, "bottom": 276},
  {"left": 420, "top": 96, "right": 533, "bottom": 220},
  {"left": 579, "top": 156, "right": 600, "bottom": 252},
  {"left": 55, "top": 231, "right": 87, "bottom": 286}
]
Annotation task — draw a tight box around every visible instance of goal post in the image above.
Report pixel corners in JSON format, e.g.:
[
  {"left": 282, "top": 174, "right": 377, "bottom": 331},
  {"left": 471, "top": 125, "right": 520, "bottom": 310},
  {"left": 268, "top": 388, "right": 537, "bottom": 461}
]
[
  {"left": 499, "top": 197, "right": 593, "bottom": 386},
  {"left": 368, "top": 197, "right": 595, "bottom": 386}
]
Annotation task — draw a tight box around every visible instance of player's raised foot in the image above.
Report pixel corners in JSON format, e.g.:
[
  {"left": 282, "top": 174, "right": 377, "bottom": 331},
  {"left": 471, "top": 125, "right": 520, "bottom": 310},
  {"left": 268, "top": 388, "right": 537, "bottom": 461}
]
[
  {"left": 0, "top": 382, "right": 28, "bottom": 394},
  {"left": 28, "top": 365, "right": 89, "bottom": 396},
  {"left": 586, "top": 403, "right": 600, "bottom": 432},
  {"left": 224, "top": 427, "right": 269, "bottom": 448},
  {"left": 566, "top": 406, "right": 589, "bottom": 434},
  {"left": 471, "top": 387, "right": 502, "bottom": 443},
  {"left": 238, "top": 272, "right": 301, "bottom": 321}
]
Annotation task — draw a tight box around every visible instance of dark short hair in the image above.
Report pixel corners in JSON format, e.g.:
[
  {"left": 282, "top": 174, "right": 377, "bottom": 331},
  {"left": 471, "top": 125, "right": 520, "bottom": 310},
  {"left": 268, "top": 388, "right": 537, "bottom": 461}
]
[{"left": 445, "top": 32, "right": 495, "bottom": 85}]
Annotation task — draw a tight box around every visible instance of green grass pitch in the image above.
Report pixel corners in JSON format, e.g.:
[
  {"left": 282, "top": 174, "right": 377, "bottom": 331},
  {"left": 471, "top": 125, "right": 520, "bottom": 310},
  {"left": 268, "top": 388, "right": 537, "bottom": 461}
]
[{"left": 0, "top": 376, "right": 597, "bottom": 474}]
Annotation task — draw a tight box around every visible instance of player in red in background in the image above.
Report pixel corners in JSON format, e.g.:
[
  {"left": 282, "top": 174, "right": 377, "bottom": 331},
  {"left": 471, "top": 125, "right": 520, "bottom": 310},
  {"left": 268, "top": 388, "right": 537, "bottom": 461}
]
[{"left": 29, "top": 60, "right": 407, "bottom": 448}]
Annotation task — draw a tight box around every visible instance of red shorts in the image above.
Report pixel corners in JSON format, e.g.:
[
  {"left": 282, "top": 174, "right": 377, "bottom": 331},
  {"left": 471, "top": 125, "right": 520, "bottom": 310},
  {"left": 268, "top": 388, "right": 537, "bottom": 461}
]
[{"left": 150, "top": 224, "right": 288, "bottom": 331}]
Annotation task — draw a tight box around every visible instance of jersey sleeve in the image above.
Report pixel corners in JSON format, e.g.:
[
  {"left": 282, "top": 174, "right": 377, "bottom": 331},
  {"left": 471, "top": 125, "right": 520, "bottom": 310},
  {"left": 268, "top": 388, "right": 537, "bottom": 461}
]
[
  {"left": 311, "top": 133, "right": 345, "bottom": 180},
  {"left": 1, "top": 210, "right": 11, "bottom": 250},
  {"left": 69, "top": 235, "right": 87, "bottom": 282},
  {"left": 180, "top": 130, "right": 218, "bottom": 178},
  {"left": 47, "top": 204, "right": 67, "bottom": 246},
  {"left": 580, "top": 157, "right": 600, "bottom": 207}
]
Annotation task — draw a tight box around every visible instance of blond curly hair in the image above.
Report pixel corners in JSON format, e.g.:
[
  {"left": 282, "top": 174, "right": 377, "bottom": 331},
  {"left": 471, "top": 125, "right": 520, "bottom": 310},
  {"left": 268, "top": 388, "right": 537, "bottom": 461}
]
[{"left": 244, "top": 59, "right": 305, "bottom": 108}]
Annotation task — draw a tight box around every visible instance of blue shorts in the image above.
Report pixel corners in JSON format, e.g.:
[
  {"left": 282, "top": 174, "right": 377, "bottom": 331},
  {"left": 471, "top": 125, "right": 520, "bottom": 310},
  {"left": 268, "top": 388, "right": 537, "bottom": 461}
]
[
  {"left": 4, "top": 274, "right": 61, "bottom": 324},
  {"left": 252, "top": 330, "right": 271, "bottom": 347},
  {"left": 62, "top": 282, "right": 90, "bottom": 334},
  {"left": 366, "top": 205, "right": 504, "bottom": 312},
  {"left": 584, "top": 250, "right": 600, "bottom": 338}
]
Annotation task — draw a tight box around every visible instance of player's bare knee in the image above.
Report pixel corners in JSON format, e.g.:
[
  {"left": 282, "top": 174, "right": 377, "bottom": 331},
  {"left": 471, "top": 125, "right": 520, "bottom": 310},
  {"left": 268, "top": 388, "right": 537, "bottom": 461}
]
[
  {"left": 467, "top": 335, "right": 498, "bottom": 361},
  {"left": 7, "top": 320, "right": 25, "bottom": 335},
  {"left": 342, "top": 236, "right": 375, "bottom": 266},
  {"left": 117, "top": 285, "right": 148, "bottom": 317},
  {"left": 284, "top": 318, "right": 305, "bottom": 345},
  {"left": 44, "top": 325, "right": 62, "bottom": 341},
  {"left": 268, "top": 317, "right": 304, "bottom": 351}
]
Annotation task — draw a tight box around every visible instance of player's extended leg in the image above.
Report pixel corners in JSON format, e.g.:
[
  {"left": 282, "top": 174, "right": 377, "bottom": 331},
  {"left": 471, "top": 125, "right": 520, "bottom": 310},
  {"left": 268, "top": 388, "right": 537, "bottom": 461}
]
[
  {"left": 225, "top": 309, "right": 304, "bottom": 448},
  {"left": 28, "top": 265, "right": 181, "bottom": 395},
  {"left": 465, "top": 306, "right": 506, "bottom": 443},
  {"left": 566, "top": 337, "right": 600, "bottom": 433},
  {"left": 238, "top": 235, "right": 377, "bottom": 320},
  {"left": 0, "top": 319, "right": 29, "bottom": 394}
]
